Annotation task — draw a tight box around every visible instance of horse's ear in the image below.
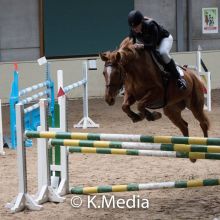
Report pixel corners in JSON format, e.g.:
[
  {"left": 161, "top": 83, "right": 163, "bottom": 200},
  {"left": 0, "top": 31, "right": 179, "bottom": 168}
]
[
  {"left": 116, "top": 52, "right": 121, "bottom": 62},
  {"left": 100, "top": 52, "right": 108, "bottom": 61}
]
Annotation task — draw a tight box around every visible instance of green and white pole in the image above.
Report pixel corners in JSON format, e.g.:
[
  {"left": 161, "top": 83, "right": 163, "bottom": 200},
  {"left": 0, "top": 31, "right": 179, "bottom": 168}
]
[
  {"left": 49, "top": 138, "right": 220, "bottom": 153},
  {"left": 71, "top": 178, "right": 220, "bottom": 194},
  {"left": 26, "top": 131, "right": 220, "bottom": 146},
  {"left": 67, "top": 146, "right": 220, "bottom": 160}
]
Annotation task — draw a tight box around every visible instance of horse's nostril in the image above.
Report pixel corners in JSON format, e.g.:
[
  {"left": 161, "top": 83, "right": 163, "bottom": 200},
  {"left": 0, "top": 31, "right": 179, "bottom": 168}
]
[
  {"left": 109, "top": 98, "right": 115, "bottom": 105},
  {"left": 105, "top": 96, "right": 115, "bottom": 106}
]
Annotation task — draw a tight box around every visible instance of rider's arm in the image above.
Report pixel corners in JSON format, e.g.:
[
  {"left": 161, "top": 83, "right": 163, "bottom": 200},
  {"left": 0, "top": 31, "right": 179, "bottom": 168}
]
[
  {"left": 129, "top": 30, "right": 136, "bottom": 44},
  {"left": 143, "top": 21, "right": 158, "bottom": 50}
]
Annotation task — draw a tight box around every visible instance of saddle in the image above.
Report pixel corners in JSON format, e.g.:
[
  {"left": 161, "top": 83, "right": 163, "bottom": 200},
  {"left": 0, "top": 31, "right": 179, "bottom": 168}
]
[
  {"left": 147, "top": 51, "right": 186, "bottom": 109},
  {"left": 151, "top": 51, "right": 169, "bottom": 78},
  {"left": 151, "top": 51, "right": 186, "bottom": 79}
]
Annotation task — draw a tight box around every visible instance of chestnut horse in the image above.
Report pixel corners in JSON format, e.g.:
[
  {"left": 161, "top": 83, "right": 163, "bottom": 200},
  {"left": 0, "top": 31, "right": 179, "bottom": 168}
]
[{"left": 100, "top": 37, "right": 210, "bottom": 137}]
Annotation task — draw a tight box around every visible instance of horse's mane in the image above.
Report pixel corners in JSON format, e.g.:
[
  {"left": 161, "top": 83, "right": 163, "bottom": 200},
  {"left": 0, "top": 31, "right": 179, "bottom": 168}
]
[
  {"left": 119, "top": 37, "right": 132, "bottom": 48},
  {"left": 118, "top": 37, "right": 139, "bottom": 62},
  {"left": 100, "top": 38, "right": 142, "bottom": 65}
]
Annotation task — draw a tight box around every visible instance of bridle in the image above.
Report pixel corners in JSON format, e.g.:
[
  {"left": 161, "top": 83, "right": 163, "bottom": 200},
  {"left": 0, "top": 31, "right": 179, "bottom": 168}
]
[{"left": 104, "top": 62, "right": 125, "bottom": 90}]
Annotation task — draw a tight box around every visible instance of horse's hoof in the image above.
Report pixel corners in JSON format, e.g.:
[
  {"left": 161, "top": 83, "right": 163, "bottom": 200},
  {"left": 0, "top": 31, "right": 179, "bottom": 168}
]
[
  {"left": 132, "top": 118, "right": 141, "bottom": 123},
  {"left": 152, "top": 111, "right": 162, "bottom": 120},
  {"left": 145, "top": 113, "right": 155, "bottom": 121},
  {"left": 131, "top": 115, "right": 141, "bottom": 123},
  {"left": 146, "top": 111, "right": 162, "bottom": 121},
  {"left": 190, "top": 158, "right": 197, "bottom": 163}
]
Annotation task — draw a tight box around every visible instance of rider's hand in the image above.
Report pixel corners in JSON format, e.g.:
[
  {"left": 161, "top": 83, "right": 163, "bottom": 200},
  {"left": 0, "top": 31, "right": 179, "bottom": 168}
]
[{"left": 134, "top": 43, "right": 144, "bottom": 49}]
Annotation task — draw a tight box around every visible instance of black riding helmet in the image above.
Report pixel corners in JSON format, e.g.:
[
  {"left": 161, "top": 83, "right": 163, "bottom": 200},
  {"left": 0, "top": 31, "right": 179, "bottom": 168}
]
[{"left": 128, "top": 10, "right": 144, "bottom": 27}]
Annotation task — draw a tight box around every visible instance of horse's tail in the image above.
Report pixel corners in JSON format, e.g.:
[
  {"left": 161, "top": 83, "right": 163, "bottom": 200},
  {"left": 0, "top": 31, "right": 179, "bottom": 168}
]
[{"left": 190, "top": 71, "right": 210, "bottom": 131}]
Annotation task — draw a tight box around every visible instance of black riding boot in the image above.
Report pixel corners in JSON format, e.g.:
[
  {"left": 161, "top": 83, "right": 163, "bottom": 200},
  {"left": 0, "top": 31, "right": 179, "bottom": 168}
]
[{"left": 166, "top": 59, "right": 187, "bottom": 90}]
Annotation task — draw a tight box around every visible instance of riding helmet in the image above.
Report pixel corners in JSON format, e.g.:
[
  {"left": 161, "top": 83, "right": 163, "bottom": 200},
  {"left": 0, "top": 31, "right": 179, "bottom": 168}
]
[{"left": 128, "top": 10, "right": 144, "bottom": 27}]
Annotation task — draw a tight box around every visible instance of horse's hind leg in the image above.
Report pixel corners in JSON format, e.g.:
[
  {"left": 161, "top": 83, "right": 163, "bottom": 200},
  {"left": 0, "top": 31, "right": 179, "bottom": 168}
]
[
  {"left": 164, "top": 102, "right": 200, "bottom": 163},
  {"left": 163, "top": 103, "right": 189, "bottom": 136},
  {"left": 189, "top": 105, "right": 210, "bottom": 137},
  {"left": 188, "top": 76, "right": 210, "bottom": 137}
]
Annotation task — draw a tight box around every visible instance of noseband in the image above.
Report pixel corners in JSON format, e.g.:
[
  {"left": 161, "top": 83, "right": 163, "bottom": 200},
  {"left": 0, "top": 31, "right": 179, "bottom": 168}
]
[{"left": 104, "top": 62, "right": 124, "bottom": 89}]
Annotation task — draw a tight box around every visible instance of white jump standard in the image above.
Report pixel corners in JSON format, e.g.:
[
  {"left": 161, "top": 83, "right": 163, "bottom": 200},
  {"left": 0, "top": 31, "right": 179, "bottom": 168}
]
[
  {"left": 57, "top": 61, "right": 99, "bottom": 129},
  {"left": 6, "top": 102, "right": 64, "bottom": 213}
]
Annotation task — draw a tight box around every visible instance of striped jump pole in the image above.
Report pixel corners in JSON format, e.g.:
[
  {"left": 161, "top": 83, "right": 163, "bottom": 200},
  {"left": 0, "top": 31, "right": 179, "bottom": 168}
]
[
  {"left": 25, "top": 131, "right": 220, "bottom": 146},
  {"left": 67, "top": 146, "right": 220, "bottom": 160},
  {"left": 49, "top": 139, "right": 220, "bottom": 153},
  {"left": 70, "top": 178, "right": 220, "bottom": 194}
]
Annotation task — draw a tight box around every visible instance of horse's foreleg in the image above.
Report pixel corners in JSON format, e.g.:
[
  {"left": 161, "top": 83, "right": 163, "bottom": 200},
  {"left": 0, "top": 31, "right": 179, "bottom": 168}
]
[
  {"left": 137, "top": 96, "right": 162, "bottom": 121},
  {"left": 122, "top": 94, "right": 142, "bottom": 123},
  {"left": 145, "top": 109, "right": 162, "bottom": 121}
]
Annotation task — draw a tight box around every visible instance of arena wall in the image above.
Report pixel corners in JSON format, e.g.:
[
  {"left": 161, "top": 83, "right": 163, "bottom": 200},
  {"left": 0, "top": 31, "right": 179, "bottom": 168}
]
[{"left": 0, "top": 50, "right": 219, "bottom": 104}]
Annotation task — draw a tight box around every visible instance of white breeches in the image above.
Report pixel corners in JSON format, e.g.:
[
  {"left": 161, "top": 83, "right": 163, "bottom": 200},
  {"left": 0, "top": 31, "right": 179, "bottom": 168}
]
[{"left": 157, "top": 34, "right": 173, "bottom": 64}]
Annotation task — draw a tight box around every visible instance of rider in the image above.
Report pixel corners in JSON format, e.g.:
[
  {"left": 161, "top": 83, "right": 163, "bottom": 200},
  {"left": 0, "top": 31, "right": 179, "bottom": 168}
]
[{"left": 128, "top": 10, "right": 187, "bottom": 90}]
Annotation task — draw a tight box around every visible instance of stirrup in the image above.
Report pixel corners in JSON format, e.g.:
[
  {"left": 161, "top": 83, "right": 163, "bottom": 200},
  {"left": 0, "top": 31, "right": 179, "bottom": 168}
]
[
  {"left": 119, "top": 87, "right": 125, "bottom": 96},
  {"left": 177, "top": 78, "right": 187, "bottom": 90}
]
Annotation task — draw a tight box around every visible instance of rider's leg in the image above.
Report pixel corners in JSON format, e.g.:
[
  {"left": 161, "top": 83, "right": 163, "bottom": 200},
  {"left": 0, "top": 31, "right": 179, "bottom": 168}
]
[
  {"left": 158, "top": 35, "right": 187, "bottom": 90},
  {"left": 166, "top": 59, "right": 187, "bottom": 90}
]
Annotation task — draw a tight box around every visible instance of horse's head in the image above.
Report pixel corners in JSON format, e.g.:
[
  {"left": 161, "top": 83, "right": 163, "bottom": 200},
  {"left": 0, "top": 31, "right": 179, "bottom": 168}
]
[
  {"left": 100, "top": 38, "right": 140, "bottom": 105},
  {"left": 100, "top": 50, "right": 124, "bottom": 105}
]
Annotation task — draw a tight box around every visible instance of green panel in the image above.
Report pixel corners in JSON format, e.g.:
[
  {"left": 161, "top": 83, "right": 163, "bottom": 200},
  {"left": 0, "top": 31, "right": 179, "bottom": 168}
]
[
  {"left": 54, "top": 102, "right": 60, "bottom": 128},
  {"left": 52, "top": 102, "right": 60, "bottom": 177},
  {"left": 44, "top": 0, "right": 134, "bottom": 57},
  {"left": 55, "top": 145, "right": 61, "bottom": 177}
]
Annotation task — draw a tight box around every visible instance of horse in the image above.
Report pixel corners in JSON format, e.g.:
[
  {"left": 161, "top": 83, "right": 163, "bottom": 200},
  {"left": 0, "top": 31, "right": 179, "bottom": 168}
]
[{"left": 100, "top": 37, "right": 210, "bottom": 138}]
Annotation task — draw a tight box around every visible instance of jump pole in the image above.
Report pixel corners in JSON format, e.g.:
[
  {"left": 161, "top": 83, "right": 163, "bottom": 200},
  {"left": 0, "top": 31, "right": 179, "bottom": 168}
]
[
  {"left": 26, "top": 131, "right": 220, "bottom": 146},
  {"left": 70, "top": 178, "right": 220, "bottom": 194},
  {"left": 49, "top": 138, "right": 220, "bottom": 153},
  {"left": 66, "top": 146, "right": 220, "bottom": 160}
]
